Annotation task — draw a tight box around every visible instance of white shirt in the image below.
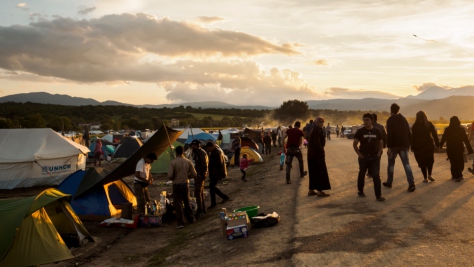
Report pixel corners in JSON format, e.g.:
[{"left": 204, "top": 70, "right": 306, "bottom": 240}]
[{"left": 134, "top": 158, "right": 151, "bottom": 183}]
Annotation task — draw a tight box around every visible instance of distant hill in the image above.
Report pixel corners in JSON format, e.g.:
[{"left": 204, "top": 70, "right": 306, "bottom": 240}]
[
  {"left": 403, "top": 96, "right": 474, "bottom": 120},
  {"left": 0, "top": 92, "right": 272, "bottom": 109},
  {"left": 406, "top": 86, "right": 474, "bottom": 100}
]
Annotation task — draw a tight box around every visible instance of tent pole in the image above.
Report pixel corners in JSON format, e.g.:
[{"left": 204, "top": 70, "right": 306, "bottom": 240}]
[
  {"left": 163, "top": 123, "right": 175, "bottom": 159},
  {"left": 190, "top": 126, "right": 195, "bottom": 141}
]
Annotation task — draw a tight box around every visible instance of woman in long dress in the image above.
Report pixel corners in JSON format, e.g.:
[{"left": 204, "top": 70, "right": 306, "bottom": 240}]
[
  {"left": 411, "top": 111, "right": 440, "bottom": 183},
  {"left": 307, "top": 117, "right": 331, "bottom": 197},
  {"left": 439, "top": 116, "right": 473, "bottom": 182}
]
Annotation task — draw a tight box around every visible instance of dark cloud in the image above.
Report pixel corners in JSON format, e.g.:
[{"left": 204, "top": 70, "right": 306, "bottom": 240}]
[
  {"left": 77, "top": 6, "right": 96, "bottom": 15},
  {"left": 195, "top": 16, "right": 225, "bottom": 23}
]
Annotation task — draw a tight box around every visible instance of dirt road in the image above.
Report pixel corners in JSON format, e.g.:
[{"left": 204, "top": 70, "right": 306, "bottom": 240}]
[{"left": 24, "top": 138, "right": 474, "bottom": 266}]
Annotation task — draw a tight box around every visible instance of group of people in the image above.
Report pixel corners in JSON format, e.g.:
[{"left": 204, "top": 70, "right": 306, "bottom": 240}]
[
  {"left": 133, "top": 140, "right": 232, "bottom": 229},
  {"left": 261, "top": 127, "right": 284, "bottom": 155},
  {"left": 284, "top": 103, "right": 474, "bottom": 201}
]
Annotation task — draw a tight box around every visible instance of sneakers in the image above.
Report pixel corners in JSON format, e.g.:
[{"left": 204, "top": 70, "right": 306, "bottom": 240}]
[
  {"left": 382, "top": 182, "right": 392, "bottom": 188},
  {"left": 358, "top": 192, "right": 366, "bottom": 197},
  {"left": 428, "top": 176, "right": 435, "bottom": 181},
  {"left": 455, "top": 177, "right": 464, "bottom": 182},
  {"left": 241, "top": 178, "right": 248, "bottom": 182},
  {"left": 407, "top": 184, "right": 416, "bottom": 192},
  {"left": 279, "top": 166, "right": 284, "bottom": 171},
  {"left": 300, "top": 171, "right": 308, "bottom": 178},
  {"left": 423, "top": 179, "right": 428, "bottom": 183},
  {"left": 376, "top": 196, "right": 386, "bottom": 201},
  {"left": 176, "top": 225, "right": 184, "bottom": 229}
]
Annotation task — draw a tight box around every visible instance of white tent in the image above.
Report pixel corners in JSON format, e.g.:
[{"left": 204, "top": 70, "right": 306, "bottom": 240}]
[
  {"left": 0, "top": 129, "right": 90, "bottom": 189},
  {"left": 175, "top": 128, "right": 205, "bottom": 140}
]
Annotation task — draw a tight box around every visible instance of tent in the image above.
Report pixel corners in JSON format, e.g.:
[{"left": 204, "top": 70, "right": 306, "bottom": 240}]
[
  {"left": 184, "top": 132, "right": 216, "bottom": 144},
  {"left": 88, "top": 137, "right": 116, "bottom": 157},
  {"left": 113, "top": 137, "right": 143, "bottom": 158},
  {"left": 0, "top": 128, "right": 89, "bottom": 189},
  {"left": 229, "top": 146, "right": 263, "bottom": 167},
  {"left": 86, "top": 126, "right": 182, "bottom": 194},
  {"left": 57, "top": 168, "right": 136, "bottom": 220},
  {"left": 151, "top": 141, "right": 184, "bottom": 174},
  {"left": 241, "top": 136, "right": 260, "bottom": 151},
  {"left": 0, "top": 189, "right": 93, "bottom": 267},
  {"left": 176, "top": 128, "right": 204, "bottom": 139}
]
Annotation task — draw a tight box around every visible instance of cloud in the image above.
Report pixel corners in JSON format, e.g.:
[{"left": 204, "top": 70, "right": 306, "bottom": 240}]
[
  {"left": 195, "top": 16, "right": 225, "bottom": 23},
  {"left": 413, "top": 82, "right": 450, "bottom": 92},
  {"left": 16, "top": 3, "right": 29, "bottom": 10},
  {"left": 313, "top": 59, "right": 327, "bottom": 66},
  {"left": 78, "top": 6, "right": 96, "bottom": 15},
  {"left": 324, "top": 87, "right": 400, "bottom": 99}
]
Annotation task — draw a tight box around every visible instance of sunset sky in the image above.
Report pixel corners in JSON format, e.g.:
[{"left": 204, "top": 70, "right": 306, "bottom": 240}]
[{"left": 0, "top": 0, "right": 473, "bottom": 105}]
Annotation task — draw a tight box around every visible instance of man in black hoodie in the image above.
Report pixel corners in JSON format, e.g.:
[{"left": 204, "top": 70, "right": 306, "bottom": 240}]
[{"left": 383, "top": 103, "right": 416, "bottom": 192}]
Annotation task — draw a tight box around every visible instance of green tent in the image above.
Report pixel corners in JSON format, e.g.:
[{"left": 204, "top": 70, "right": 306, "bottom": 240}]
[
  {"left": 151, "top": 141, "right": 183, "bottom": 174},
  {"left": 0, "top": 189, "right": 93, "bottom": 267}
]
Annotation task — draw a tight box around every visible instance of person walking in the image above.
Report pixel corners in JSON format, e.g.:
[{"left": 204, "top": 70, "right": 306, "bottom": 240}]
[
  {"left": 264, "top": 132, "right": 272, "bottom": 155},
  {"left": 366, "top": 113, "right": 388, "bottom": 179},
  {"left": 134, "top": 153, "right": 157, "bottom": 215},
  {"left": 305, "top": 120, "right": 314, "bottom": 140},
  {"left": 277, "top": 126, "right": 283, "bottom": 147},
  {"left": 383, "top": 103, "right": 416, "bottom": 192},
  {"left": 231, "top": 136, "right": 241, "bottom": 167},
  {"left": 307, "top": 117, "right": 331, "bottom": 197},
  {"left": 217, "top": 130, "right": 223, "bottom": 146},
  {"left": 326, "top": 123, "right": 331, "bottom": 140},
  {"left": 239, "top": 153, "right": 254, "bottom": 182},
  {"left": 439, "top": 116, "right": 474, "bottom": 182},
  {"left": 206, "top": 142, "right": 231, "bottom": 209},
  {"left": 168, "top": 146, "right": 196, "bottom": 229},
  {"left": 93, "top": 139, "right": 103, "bottom": 167},
  {"left": 341, "top": 126, "right": 345, "bottom": 139},
  {"left": 284, "top": 121, "right": 307, "bottom": 184},
  {"left": 336, "top": 125, "right": 340, "bottom": 138},
  {"left": 353, "top": 114, "right": 385, "bottom": 201},
  {"left": 83, "top": 125, "right": 90, "bottom": 148},
  {"left": 271, "top": 130, "right": 277, "bottom": 148},
  {"left": 411, "top": 111, "right": 440, "bottom": 183},
  {"left": 190, "top": 140, "right": 208, "bottom": 219}
]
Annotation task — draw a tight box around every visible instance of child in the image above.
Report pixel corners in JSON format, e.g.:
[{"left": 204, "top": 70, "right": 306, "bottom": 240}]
[
  {"left": 303, "top": 139, "right": 308, "bottom": 148},
  {"left": 278, "top": 149, "right": 286, "bottom": 171},
  {"left": 240, "top": 154, "right": 254, "bottom": 182}
]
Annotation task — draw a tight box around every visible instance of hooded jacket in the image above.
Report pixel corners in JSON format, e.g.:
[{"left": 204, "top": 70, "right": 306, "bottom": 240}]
[
  {"left": 386, "top": 113, "right": 411, "bottom": 148},
  {"left": 440, "top": 116, "right": 473, "bottom": 155}
]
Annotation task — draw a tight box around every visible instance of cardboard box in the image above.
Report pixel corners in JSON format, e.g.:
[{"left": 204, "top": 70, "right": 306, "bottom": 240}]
[
  {"left": 220, "top": 211, "right": 251, "bottom": 239},
  {"left": 226, "top": 225, "right": 249, "bottom": 240},
  {"left": 138, "top": 215, "right": 163, "bottom": 227}
]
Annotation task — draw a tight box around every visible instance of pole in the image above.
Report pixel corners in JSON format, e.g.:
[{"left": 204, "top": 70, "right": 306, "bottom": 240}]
[{"left": 163, "top": 122, "right": 175, "bottom": 159}]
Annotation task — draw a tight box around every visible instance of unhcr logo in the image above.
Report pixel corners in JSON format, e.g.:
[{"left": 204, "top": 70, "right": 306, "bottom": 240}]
[{"left": 41, "top": 164, "right": 72, "bottom": 175}]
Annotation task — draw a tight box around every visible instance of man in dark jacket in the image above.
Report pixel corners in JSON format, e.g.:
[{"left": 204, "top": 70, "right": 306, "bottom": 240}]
[
  {"left": 191, "top": 140, "right": 208, "bottom": 219},
  {"left": 205, "top": 142, "right": 230, "bottom": 209},
  {"left": 383, "top": 103, "right": 416, "bottom": 192},
  {"left": 366, "top": 113, "right": 388, "bottom": 179},
  {"left": 264, "top": 132, "right": 272, "bottom": 155}
]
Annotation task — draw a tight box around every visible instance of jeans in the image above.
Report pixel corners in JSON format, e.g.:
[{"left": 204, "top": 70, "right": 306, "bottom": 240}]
[
  {"left": 209, "top": 178, "right": 229, "bottom": 206},
  {"left": 172, "top": 183, "right": 194, "bottom": 226},
  {"left": 194, "top": 175, "right": 206, "bottom": 214},
  {"left": 265, "top": 144, "right": 271, "bottom": 155},
  {"left": 358, "top": 156, "right": 382, "bottom": 197},
  {"left": 387, "top": 147, "right": 415, "bottom": 185},
  {"left": 286, "top": 147, "right": 304, "bottom": 181}
]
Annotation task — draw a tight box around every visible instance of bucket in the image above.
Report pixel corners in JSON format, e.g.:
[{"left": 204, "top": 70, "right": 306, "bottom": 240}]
[{"left": 233, "top": 206, "right": 260, "bottom": 218}]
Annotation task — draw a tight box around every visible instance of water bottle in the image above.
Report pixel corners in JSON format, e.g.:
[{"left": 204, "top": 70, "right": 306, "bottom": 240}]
[{"left": 152, "top": 201, "right": 157, "bottom": 215}]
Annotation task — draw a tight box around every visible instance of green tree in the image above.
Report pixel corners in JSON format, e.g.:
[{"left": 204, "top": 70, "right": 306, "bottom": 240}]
[
  {"left": 22, "top": 113, "right": 46, "bottom": 128},
  {"left": 273, "top": 100, "right": 309, "bottom": 123}
]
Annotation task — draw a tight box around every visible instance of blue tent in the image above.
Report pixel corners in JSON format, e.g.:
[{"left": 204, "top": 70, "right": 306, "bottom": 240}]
[
  {"left": 57, "top": 169, "right": 136, "bottom": 220},
  {"left": 184, "top": 132, "right": 216, "bottom": 144}
]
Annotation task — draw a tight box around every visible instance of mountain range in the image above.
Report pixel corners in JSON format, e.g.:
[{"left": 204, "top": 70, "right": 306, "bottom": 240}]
[{"left": 1, "top": 87, "right": 474, "bottom": 119}]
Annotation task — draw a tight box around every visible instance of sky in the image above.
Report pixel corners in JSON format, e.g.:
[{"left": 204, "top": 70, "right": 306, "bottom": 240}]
[{"left": 0, "top": 0, "right": 473, "bottom": 106}]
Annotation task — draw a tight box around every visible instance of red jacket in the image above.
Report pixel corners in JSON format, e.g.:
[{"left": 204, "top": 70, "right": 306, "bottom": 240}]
[{"left": 240, "top": 157, "right": 254, "bottom": 170}]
